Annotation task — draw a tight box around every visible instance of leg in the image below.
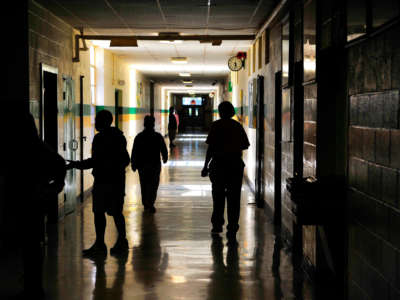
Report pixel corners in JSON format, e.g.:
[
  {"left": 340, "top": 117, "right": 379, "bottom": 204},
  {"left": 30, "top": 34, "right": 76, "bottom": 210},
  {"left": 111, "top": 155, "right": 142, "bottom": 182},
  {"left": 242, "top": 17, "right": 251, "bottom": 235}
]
[
  {"left": 226, "top": 162, "right": 244, "bottom": 241},
  {"left": 94, "top": 212, "right": 106, "bottom": 244},
  {"left": 23, "top": 213, "right": 44, "bottom": 296},
  {"left": 169, "top": 131, "right": 176, "bottom": 147},
  {"left": 149, "top": 168, "right": 161, "bottom": 210},
  {"left": 113, "top": 213, "right": 126, "bottom": 239},
  {"left": 210, "top": 165, "right": 226, "bottom": 232},
  {"left": 138, "top": 170, "right": 148, "bottom": 208}
]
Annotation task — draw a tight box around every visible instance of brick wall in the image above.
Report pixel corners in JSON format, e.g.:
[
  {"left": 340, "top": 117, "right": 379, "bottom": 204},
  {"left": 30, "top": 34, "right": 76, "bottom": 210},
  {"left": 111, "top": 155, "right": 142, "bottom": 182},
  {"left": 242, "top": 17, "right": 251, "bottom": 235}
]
[{"left": 347, "top": 24, "right": 400, "bottom": 300}]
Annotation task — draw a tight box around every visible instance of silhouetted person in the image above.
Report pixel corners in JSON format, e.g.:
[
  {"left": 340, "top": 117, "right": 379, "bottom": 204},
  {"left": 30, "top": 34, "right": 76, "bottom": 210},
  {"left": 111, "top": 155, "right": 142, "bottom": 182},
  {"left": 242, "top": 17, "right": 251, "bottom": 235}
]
[
  {"left": 4, "top": 110, "right": 65, "bottom": 299},
  {"left": 131, "top": 115, "right": 168, "bottom": 213},
  {"left": 67, "top": 109, "right": 130, "bottom": 256},
  {"left": 201, "top": 101, "right": 250, "bottom": 244},
  {"left": 168, "top": 106, "right": 177, "bottom": 148}
]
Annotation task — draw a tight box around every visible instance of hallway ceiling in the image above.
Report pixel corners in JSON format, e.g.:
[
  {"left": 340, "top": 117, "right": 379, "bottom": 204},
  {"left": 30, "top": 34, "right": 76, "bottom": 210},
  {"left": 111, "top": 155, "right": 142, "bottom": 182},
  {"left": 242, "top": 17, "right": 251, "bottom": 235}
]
[{"left": 34, "top": 0, "right": 278, "bottom": 85}]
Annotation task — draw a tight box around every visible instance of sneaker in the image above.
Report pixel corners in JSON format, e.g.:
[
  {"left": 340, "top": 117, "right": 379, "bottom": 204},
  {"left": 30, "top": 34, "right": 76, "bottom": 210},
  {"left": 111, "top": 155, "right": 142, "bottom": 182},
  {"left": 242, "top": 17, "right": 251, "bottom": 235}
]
[
  {"left": 82, "top": 242, "right": 107, "bottom": 257},
  {"left": 110, "top": 238, "right": 129, "bottom": 255}
]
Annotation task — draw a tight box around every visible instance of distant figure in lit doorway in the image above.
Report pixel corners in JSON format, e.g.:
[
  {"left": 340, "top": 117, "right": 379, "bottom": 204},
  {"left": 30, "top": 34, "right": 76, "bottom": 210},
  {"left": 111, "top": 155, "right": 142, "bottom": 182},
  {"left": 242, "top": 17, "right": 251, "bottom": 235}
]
[
  {"left": 67, "top": 109, "right": 130, "bottom": 257},
  {"left": 131, "top": 115, "right": 168, "bottom": 213},
  {"left": 201, "top": 101, "right": 250, "bottom": 245},
  {"left": 168, "top": 106, "right": 178, "bottom": 148}
]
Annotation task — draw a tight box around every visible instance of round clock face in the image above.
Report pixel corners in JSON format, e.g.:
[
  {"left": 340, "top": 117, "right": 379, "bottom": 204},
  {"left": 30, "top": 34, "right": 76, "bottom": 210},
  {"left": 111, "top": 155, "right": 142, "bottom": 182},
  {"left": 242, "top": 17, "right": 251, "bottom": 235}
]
[{"left": 228, "top": 56, "right": 243, "bottom": 71}]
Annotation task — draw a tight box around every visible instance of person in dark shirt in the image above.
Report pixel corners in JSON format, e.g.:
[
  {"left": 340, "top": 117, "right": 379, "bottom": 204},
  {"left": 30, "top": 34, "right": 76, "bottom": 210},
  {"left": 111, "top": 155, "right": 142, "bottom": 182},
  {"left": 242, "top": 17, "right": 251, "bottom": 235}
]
[
  {"left": 131, "top": 115, "right": 168, "bottom": 213},
  {"left": 4, "top": 109, "right": 66, "bottom": 298},
  {"left": 201, "top": 101, "right": 250, "bottom": 244},
  {"left": 67, "top": 110, "right": 130, "bottom": 256},
  {"left": 168, "top": 106, "right": 177, "bottom": 148}
]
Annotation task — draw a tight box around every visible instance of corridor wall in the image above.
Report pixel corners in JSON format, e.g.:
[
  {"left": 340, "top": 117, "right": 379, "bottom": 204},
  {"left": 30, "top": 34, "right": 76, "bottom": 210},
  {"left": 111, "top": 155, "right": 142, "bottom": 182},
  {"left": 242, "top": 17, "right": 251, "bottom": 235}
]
[{"left": 28, "top": 0, "right": 150, "bottom": 219}]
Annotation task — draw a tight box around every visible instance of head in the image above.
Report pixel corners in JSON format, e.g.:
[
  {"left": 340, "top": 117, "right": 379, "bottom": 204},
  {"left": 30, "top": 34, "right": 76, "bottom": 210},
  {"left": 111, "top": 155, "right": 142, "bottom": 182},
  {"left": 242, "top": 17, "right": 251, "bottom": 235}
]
[
  {"left": 218, "top": 101, "right": 235, "bottom": 119},
  {"left": 95, "top": 109, "right": 113, "bottom": 131},
  {"left": 169, "top": 106, "right": 175, "bottom": 114},
  {"left": 144, "top": 115, "right": 155, "bottom": 129}
]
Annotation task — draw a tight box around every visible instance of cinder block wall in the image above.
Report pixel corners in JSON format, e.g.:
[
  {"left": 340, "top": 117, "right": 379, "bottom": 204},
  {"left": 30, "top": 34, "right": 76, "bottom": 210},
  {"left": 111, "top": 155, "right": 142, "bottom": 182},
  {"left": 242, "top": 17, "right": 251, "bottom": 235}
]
[{"left": 347, "top": 24, "right": 400, "bottom": 300}]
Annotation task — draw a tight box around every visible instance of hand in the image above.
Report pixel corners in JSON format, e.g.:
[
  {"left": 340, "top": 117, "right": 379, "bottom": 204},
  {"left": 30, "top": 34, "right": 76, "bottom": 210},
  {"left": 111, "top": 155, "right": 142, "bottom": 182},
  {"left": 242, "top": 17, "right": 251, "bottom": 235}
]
[
  {"left": 201, "top": 167, "right": 209, "bottom": 177},
  {"left": 66, "top": 160, "right": 77, "bottom": 170}
]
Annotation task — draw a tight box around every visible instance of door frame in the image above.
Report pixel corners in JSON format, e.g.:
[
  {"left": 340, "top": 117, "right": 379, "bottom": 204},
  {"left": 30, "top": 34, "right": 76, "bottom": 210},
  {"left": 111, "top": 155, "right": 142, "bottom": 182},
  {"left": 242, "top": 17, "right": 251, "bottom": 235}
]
[
  {"left": 115, "top": 89, "right": 123, "bottom": 130},
  {"left": 255, "top": 75, "right": 265, "bottom": 208},
  {"left": 39, "top": 63, "right": 58, "bottom": 140},
  {"left": 274, "top": 71, "right": 282, "bottom": 225}
]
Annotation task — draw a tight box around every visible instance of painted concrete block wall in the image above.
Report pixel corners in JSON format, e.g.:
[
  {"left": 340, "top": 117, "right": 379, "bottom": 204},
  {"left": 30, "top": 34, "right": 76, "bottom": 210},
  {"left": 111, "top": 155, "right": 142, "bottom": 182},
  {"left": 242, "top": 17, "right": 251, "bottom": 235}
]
[
  {"left": 28, "top": 0, "right": 85, "bottom": 217},
  {"left": 347, "top": 24, "right": 400, "bottom": 300}
]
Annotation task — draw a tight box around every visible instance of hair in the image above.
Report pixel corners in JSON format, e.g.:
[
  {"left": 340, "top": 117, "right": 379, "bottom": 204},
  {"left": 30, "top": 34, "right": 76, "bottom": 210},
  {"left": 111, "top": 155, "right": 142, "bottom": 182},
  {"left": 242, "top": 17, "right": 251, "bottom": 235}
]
[
  {"left": 96, "top": 109, "right": 113, "bottom": 127},
  {"left": 169, "top": 106, "right": 175, "bottom": 113},
  {"left": 144, "top": 115, "right": 155, "bottom": 129},
  {"left": 218, "top": 101, "right": 235, "bottom": 119}
]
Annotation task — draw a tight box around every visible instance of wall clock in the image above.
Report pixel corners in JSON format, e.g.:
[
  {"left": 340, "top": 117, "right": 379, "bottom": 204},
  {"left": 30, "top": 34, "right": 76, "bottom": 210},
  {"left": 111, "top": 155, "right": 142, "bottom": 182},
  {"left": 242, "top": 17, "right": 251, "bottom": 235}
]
[{"left": 228, "top": 56, "right": 243, "bottom": 71}]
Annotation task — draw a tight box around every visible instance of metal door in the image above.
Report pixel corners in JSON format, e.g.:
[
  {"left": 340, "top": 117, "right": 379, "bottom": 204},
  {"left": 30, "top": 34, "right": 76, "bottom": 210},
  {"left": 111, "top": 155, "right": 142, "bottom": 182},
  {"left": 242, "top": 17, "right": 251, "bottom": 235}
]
[{"left": 63, "top": 77, "right": 77, "bottom": 215}]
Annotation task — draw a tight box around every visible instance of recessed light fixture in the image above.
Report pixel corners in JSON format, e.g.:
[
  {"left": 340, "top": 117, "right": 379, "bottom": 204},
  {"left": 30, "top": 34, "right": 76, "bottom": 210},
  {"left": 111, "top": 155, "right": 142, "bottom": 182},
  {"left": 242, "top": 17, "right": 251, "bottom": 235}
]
[
  {"left": 171, "top": 57, "right": 188, "bottom": 64},
  {"left": 160, "top": 40, "right": 183, "bottom": 44},
  {"left": 185, "top": 84, "right": 193, "bottom": 87},
  {"left": 179, "top": 72, "right": 191, "bottom": 77},
  {"left": 182, "top": 80, "right": 192, "bottom": 84}
]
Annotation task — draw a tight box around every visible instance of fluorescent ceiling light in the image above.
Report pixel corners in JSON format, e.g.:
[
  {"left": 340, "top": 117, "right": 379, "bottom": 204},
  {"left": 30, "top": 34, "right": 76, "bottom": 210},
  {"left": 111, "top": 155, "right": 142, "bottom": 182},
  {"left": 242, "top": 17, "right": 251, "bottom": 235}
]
[
  {"left": 171, "top": 57, "right": 188, "bottom": 64},
  {"left": 129, "top": 64, "right": 228, "bottom": 72},
  {"left": 160, "top": 40, "right": 183, "bottom": 44},
  {"left": 179, "top": 72, "right": 191, "bottom": 77},
  {"left": 182, "top": 80, "right": 192, "bottom": 84},
  {"left": 91, "top": 40, "right": 111, "bottom": 48}
]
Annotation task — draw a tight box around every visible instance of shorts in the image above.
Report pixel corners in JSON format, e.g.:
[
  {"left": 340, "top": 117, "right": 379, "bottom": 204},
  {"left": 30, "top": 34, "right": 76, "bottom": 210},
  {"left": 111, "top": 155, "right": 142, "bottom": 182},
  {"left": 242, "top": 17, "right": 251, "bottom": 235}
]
[{"left": 92, "top": 182, "right": 125, "bottom": 216}]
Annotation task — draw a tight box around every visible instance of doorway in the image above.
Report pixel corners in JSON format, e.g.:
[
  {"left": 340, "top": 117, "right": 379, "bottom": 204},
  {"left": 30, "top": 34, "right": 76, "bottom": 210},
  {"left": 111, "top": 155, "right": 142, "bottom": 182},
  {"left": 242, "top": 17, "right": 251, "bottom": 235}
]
[
  {"left": 40, "top": 64, "right": 59, "bottom": 222},
  {"left": 115, "top": 89, "right": 123, "bottom": 130}
]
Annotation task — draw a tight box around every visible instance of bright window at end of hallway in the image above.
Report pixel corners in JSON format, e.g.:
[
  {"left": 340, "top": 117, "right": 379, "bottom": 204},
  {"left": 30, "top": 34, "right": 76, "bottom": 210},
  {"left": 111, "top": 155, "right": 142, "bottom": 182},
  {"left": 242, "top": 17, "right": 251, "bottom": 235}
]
[{"left": 90, "top": 46, "right": 96, "bottom": 105}]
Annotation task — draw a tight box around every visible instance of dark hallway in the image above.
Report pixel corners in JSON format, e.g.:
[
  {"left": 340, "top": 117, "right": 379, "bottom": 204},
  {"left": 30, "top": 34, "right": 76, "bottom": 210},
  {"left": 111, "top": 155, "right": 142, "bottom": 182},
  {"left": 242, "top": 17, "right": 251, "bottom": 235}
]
[{"left": 2, "top": 1, "right": 400, "bottom": 299}]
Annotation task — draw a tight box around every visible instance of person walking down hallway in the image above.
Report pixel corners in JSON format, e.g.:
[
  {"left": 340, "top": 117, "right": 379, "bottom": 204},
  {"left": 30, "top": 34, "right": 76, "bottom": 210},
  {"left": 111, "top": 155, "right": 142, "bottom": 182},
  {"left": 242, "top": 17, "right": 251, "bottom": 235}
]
[
  {"left": 168, "top": 106, "right": 178, "bottom": 148},
  {"left": 67, "top": 109, "right": 130, "bottom": 256},
  {"left": 201, "top": 101, "right": 250, "bottom": 245},
  {"left": 131, "top": 115, "right": 168, "bottom": 213}
]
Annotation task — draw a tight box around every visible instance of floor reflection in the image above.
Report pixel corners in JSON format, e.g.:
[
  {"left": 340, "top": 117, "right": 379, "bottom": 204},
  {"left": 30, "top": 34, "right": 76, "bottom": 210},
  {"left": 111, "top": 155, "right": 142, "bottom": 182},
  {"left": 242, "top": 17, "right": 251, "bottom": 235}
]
[
  {"left": 207, "top": 236, "right": 242, "bottom": 300},
  {"left": 132, "top": 212, "right": 168, "bottom": 300},
  {"left": 0, "top": 133, "right": 320, "bottom": 300},
  {"left": 92, "top": 252, "right": 128, "bottom": 300}
]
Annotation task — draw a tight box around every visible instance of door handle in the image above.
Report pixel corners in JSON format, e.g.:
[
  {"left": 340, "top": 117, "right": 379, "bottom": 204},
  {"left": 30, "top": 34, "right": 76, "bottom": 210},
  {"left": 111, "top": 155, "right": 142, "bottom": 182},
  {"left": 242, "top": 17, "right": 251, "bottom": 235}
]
[{"left": 70, "top": 139, "right": 79, "bottom": 151}]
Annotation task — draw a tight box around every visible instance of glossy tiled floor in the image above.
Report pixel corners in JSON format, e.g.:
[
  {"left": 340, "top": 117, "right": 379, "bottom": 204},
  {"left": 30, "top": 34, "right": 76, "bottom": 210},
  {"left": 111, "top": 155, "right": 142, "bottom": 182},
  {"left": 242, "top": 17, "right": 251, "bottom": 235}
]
[{"left": 2, "top": 133, "right": 316, "bottom": 299}]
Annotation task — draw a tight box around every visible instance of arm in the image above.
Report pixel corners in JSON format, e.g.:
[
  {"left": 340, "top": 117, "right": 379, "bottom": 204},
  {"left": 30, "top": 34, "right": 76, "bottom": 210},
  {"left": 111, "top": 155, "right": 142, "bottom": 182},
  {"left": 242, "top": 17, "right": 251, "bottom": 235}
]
[
  {"left": 131, "top": 137, "right": 138, "bottom": 172},
  {"left": 160, "top": 135, "right": 168, "bottom": 163},
  {"left": 66, "top": 157, "right": 94, "bottom": 170},
  {"left": 201, "top": 144, "right": 214, "bottom": 177}
]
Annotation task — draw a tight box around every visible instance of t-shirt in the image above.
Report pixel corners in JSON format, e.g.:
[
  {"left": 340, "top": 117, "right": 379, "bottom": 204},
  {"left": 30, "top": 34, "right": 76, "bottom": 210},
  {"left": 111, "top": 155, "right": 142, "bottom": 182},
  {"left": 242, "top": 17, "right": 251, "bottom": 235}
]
[
  {"left": 206, "top": 118, "right": 250, "bottom": 158},
  {"left": 131, "top": 129, "right": 168, "bottom": 169}
]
